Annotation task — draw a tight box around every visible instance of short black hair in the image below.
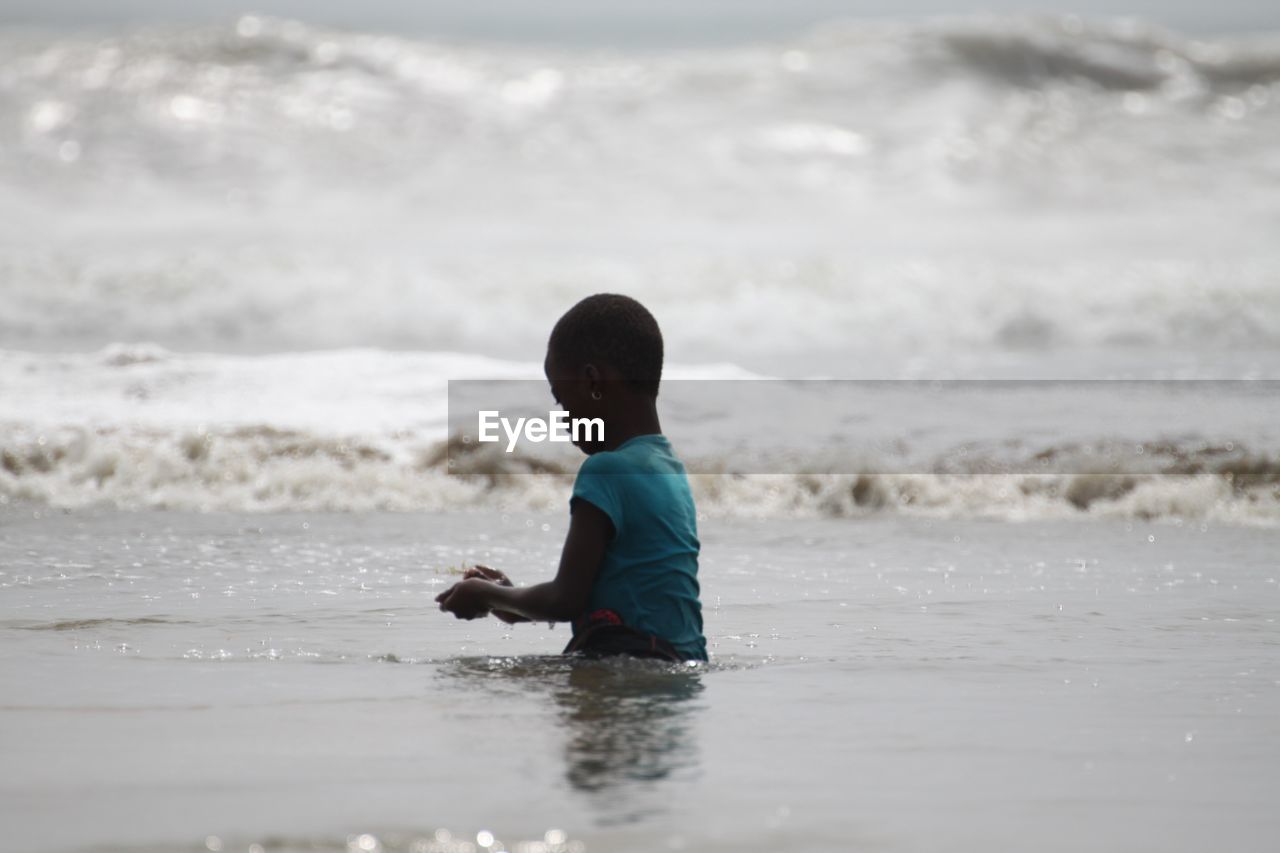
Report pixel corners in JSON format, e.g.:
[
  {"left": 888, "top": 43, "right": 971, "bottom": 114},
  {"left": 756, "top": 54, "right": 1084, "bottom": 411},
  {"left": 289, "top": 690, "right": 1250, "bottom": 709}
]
[{"left": 548, "top": 294, "right": 664, "bottom": 396}]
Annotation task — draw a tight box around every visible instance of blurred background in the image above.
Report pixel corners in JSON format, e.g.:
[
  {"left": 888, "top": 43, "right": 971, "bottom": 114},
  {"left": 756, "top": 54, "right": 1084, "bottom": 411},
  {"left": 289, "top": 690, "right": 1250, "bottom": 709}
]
[{"left": 1, "top": 1, "right": 1278, "bottom": 510}]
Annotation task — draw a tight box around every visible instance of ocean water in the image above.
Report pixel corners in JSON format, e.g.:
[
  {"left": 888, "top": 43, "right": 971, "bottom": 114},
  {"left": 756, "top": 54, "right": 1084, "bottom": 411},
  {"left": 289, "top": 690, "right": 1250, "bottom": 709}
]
[
  {"left": 2, "top": 14, "right": 1279, "bottom": 365},
  {"left": 3, "top": 508, "right": 1278, "bottom": 852},
  {"left": 3, "top": 13, "right": 1280, "bottom": 517},
  {"left": 2, "top": 11, "right": 1280, "bottom": 852}
]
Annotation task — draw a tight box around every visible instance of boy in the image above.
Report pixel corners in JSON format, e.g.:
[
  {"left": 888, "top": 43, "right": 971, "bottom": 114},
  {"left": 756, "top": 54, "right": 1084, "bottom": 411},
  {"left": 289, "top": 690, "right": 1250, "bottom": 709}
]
[{"left": 435, "top": 294, "right": 707, "bottom": 662}]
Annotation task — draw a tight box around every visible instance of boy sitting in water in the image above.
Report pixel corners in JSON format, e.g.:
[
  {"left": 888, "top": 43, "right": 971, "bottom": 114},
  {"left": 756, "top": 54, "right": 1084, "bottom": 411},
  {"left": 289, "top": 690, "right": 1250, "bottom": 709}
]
[{"left": 435, "top": 294, "right": 707, "bottom": 662}]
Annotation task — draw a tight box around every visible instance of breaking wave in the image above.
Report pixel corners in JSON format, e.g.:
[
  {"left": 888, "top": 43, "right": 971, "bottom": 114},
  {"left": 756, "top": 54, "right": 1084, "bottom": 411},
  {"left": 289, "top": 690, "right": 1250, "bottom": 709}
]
[
  {"left": 3, "top": 423, "right": 1277, "bottom": 525},
  {"left": 4, "top": 13, "right": 1277, "bottom": 216},
  {"left": 2, "top": 14, "right": 1279, "bottom": 362}
]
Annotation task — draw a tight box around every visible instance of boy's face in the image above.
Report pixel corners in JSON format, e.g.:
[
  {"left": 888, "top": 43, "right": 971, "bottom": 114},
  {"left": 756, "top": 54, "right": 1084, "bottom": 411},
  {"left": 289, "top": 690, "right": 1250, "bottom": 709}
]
[{"left": 544, "top": 348, "right": 605, "bottom": 452}]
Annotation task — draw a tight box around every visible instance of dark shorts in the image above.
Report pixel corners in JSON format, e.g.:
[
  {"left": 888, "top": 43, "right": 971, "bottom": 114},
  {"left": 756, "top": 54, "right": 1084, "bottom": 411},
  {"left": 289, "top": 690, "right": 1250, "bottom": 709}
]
[{"left": 562, "top": 609, "right": 684, "bottom": 663}]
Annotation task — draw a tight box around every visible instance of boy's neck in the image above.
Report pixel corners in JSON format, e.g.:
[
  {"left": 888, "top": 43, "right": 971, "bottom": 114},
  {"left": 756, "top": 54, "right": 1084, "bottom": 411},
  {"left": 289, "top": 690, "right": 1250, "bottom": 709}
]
[{"left": 601, "top": 398, "right": 662, "bottom": 451}]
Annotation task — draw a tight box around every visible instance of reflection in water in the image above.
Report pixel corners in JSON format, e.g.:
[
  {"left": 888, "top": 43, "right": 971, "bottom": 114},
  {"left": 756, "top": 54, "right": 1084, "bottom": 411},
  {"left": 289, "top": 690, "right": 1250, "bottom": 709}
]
[
  {"left": 439, "top": 655, "right": 705, "bottom": 824},
  {"left": 556, "top": 661, "right": 704, "bottom": 803}
]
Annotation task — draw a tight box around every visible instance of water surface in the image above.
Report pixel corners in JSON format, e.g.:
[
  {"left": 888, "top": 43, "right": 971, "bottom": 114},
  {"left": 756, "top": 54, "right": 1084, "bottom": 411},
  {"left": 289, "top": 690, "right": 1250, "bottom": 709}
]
[{"left": 3, "top": 508, "right": 1277, "bottom": 851}]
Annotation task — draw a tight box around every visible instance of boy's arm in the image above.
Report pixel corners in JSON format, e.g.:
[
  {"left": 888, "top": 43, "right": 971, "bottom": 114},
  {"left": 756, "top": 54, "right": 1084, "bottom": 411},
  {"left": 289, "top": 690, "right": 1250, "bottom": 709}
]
[
  {"left": 436, "top": 499, "right": 612, "bottom": 622},
  {"left": 462, "top": 565, "right": 528, "bottom": 622}
]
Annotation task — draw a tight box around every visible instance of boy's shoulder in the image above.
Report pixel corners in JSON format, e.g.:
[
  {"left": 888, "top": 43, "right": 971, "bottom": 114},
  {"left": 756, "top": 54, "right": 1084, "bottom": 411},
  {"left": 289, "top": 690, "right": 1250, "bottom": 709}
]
[
  {"left": 578, "top": 445, "right": 634, "bottom": 477},
  {"left": 579, "top": 435, "right": 672, "bottom": 477}
]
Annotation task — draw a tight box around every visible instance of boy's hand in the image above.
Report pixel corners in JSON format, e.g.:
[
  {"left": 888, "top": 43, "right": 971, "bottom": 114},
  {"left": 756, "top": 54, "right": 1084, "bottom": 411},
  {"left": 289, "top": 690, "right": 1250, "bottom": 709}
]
[
  {"left": 463, "top": 565, "right": 529, "bottom": 623},
  {"left": 463, "top": 564, "right": 512, "bottom": 586},
  {"left": 435, "top": 579, "right": 492, "bottom": 620}
]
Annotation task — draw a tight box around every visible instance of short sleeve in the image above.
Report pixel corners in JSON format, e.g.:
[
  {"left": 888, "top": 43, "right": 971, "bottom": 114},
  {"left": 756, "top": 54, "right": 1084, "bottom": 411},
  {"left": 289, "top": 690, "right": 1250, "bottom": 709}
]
[{"left": 571, "top": 456, "right": 624, "bottom": 539}]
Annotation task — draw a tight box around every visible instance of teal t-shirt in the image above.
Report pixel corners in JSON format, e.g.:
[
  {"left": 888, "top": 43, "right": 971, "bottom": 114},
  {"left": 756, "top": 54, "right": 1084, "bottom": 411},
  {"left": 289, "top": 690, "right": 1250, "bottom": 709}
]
[{"left": 570, "top": 434, "right": 707, "bottom": 661}]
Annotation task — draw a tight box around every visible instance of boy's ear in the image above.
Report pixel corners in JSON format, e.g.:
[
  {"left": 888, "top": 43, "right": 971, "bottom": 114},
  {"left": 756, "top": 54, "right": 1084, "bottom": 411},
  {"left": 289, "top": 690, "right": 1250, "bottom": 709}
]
[{"left": 583, "top": 363, "right": 603, "bottom": 399}]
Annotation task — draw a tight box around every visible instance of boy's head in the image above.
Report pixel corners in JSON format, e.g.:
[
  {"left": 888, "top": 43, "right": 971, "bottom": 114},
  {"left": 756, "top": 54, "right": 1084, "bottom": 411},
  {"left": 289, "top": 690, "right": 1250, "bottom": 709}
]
[{"left": 545, "top": 294, "right": 663, "bottom": 396}]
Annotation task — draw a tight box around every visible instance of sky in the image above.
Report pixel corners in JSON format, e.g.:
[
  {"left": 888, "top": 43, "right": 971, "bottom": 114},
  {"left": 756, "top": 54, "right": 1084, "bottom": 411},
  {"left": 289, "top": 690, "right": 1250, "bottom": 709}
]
[{"left": 2, "top": 0, "right": 1277, "bottom": 42}]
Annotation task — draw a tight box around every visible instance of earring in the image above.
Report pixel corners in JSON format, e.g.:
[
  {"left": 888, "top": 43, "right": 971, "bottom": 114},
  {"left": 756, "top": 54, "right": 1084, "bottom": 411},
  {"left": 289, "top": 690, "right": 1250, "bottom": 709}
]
[{"left": 591, "top": 390, "right": 602, "bottom": 401}]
